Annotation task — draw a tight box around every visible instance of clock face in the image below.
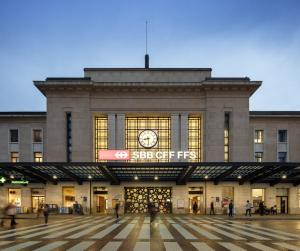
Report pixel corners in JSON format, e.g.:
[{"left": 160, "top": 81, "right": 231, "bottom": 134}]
[{"left": 138, "top": 130, "right": 158, "bottom": 148}]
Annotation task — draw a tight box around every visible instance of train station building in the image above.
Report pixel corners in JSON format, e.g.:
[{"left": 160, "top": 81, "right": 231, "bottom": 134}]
[{"left": 0, "top": 63, "right": 299, "bottom": 215}]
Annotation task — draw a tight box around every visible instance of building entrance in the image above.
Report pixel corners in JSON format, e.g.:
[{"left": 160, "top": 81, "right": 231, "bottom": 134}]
[
  {"left": 188, "top": 187, "right": 204, "bottom": 214},
  {"left": 124, "top": 187, "right": 172, "bottom": 213},
  {"left": 276, "top": 196, "right": 288, "bottom": 214}
]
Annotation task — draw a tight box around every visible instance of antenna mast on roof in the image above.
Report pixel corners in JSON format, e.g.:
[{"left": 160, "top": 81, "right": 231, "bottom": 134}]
[{"left": 145, "top": 21, "right": 149, "bottom": 69}]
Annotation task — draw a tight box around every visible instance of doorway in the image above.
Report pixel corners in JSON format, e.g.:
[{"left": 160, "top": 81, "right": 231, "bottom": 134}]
[
  {"left": 32, "top": 196, "right": 45, "bottom": 213},
  {"left": 96, "top": 196, "right": 106, "bottom": 213},
  {"left": 188, "top": 187, "right": 204, "bottom": 214},
  {"left": 276, "top": 196, "right": 288, "bottom": 214}
]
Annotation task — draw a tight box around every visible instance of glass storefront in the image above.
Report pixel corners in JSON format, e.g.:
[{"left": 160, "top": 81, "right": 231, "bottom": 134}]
[
  {"left": 62, "top": 187, "right": 75, "bottom": 207},
  {"left": 252, "top": 188, "right": 265, "bottom": 212}
]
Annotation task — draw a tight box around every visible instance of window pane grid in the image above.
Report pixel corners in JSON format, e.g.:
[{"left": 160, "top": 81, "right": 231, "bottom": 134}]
[
  {"left": 95, "top": 117, "right": 108, "bottom": 162},
  {"left": 126, "top": 117, "right": 170, "bottom": 162},
  {"left": 188, "top": 117, "right": 201, "bottom": 162}
]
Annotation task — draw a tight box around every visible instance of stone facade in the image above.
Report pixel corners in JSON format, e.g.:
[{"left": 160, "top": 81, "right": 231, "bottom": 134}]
[{"left": 0, "top": 68, "right": 299, "bottom": 215}]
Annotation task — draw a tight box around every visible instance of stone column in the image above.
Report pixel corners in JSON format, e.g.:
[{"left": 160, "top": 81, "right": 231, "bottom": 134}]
[
  {"left": 180, "top": 113, "right": 189, "bottom": 161},
  {"left": 107, "top": 114, "right": 116, "bottom": 149},
  {"left": 171, "top": 114, "right": 180, "bottom": 161},
  {"left": 116, "top": 114, "right": 125, "bottom": 149}
]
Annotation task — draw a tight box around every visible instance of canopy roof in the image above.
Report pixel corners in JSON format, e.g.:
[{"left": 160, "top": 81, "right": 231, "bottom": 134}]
[{"left": 0, "top": 162, "right": 299, "bottom": 186}]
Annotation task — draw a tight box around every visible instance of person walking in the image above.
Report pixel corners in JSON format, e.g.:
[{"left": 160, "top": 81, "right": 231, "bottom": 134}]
[
  {"left": 115, "top": 202, "right": 120, "bottom": 219},
  {"left": 6, "top": 202, "right": 17, "bottom": 226},
  {"left": 43, "top": 204, "right": 49, "bottom": 225},
  {"left": 210, "top": 201, "right": 215, "bottom": 215},
  {"left": 245, "top": 200, "right": 252, "bottom": 216},
  {"left": 228, "top": 200, "right": 234, "bottom": 217},
  {"left": 192, "top": 202, "right": 198, "bottom": 214}
]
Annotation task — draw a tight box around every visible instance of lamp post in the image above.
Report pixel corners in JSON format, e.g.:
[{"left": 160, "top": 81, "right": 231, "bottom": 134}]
[
  {"left": 204, "top": 175, "right": 208, "bottom": 215},
  {"left": 88, "top": 175, "right": 92, "bottom": 215}
]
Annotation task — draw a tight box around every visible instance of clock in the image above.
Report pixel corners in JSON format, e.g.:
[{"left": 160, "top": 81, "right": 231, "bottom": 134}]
[{"left": 138, "top": 130, "right": 158, "bottom": 148}]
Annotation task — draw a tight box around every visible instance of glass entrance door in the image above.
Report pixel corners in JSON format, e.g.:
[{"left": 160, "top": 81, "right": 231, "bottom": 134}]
[
  {"left": 32, "top": 196, "right": 45, "bottom": 213},
  {"left": 276, "top": 196, "right": 288, "bottom": 214}
]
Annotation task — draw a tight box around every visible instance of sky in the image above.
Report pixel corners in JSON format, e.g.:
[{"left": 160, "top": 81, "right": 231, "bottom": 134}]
[{"left": 0, "top": 0, "right": 300, "bottom": 111}]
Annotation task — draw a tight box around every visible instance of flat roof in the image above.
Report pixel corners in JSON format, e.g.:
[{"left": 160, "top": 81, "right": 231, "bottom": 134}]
[
  {"left": 0, "top": 112, "right": 46, "bottom": 117},
  {"left": 250, "top": 111, "right": 300, "bottom": 117},
  {"left": 84, "top": 67, "right": 212, "bottom": 71}
]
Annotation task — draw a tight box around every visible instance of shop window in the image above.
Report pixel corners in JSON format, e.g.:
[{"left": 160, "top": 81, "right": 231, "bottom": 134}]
[
  {"left": 221, "top": 186, "right": 234, "bottom": 207},
  {"left": 254, "top": 130, "right": 264, "bottom": 143},
  {"left": 33, "top": 129, "right": 42, "bottom": 143},
  {"left": 255, "top": 152, "right": 263, "bottom": 162},
  {"left": 188, "top": 117, "right": 202, "bottom": 162},
  {"left": 278, "top": 152, "right": 287, "bottom": 162},
  {"left": 252, "top": 188, "right": 265, "bottom": 210},
  {"left": 125, "top": 117, "right": 170, "bottom": 162},
  {"left": 224, "top": 113, "right": 230, "bottom": 162},
  {"left": 9, "top": 129, "right": 18, "bottom": 143},
  {"left": 34, "top": 152, "right": 43, "bottom": 162},
  {"left": 8, "top": 188, "right": 22, "bottom": 206},
  {"left": 63, "top": 187, "right": 75, "bottom": 207},
  {"left": 278, "top": 130, "right": 287, "bottom": 143},
  {"left": 10, "top": 152, "right": 19, "bottom": 163},
  {"left": 95, "top": 117, "right": 108, "bottom": 162}
]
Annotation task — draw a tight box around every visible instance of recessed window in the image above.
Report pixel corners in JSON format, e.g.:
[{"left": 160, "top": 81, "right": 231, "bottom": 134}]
[
  {"left": 188, "top": 117, "right": 202, "bottom": 162},
  {"left": 34, "top": 152, "right": 43, "bottom": 162},
  {"left": 278, "top": 130, "right": 287, "bottom": 143},
  {"left": 95, "top": 117, "right": 108, "bottom": 162},
  {"left": 255, "top": 152, "right": 263, "bottom": 162},
  {"left": 10, "top": 152, "right": 19, "bottom": 163},
  {"left": 278, "top": 152, "right": 287, "bottom": 162},
  {"left": 254, "top": 130, "right": 264, "bottom": 143},
  {"left": 224, "top": 113, "right": 230, "bottom": 162},
  {"left": 10, "top": 129, "right": 18, "bottom": 143},
  {"left": 33, "top": 129, "right": 42, "bottom": 143}
]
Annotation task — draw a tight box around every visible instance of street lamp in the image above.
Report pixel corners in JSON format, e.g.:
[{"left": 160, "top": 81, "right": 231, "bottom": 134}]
[
  {"left": 204, "top": 175, "right": 208, "bottom": 215},
  {"left": 88, "top": 175, "right": 92, "bottom": 215}
]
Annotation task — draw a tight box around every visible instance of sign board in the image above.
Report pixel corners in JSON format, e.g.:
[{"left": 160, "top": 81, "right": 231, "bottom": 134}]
[
  {"left": 98, "top": 150, "right": 196, "bottom": 161},
  {"left": 11, "top": 180, "right": 29, "bottom": 185}
]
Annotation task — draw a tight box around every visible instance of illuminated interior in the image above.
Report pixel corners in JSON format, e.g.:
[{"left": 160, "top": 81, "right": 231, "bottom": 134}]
[
  {"left": 95, "top": 117, "right": 108, "bottom": 162},
  {"left": 126, "top": 117, "right": 170, "bottom": 162},
  {"left": 63, "top": 187, "right": 75, "bottom": 207},
  {"left": 188, "top": 117, "right": 202, "bottom": 162}
]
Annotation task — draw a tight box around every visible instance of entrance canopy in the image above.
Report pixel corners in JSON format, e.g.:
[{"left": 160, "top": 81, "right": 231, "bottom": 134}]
[{"left": 0, "top": 162, "right": 299, "bottom": 186}]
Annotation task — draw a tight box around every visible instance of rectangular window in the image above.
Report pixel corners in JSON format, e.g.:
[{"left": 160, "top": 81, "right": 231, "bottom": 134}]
[
  {"left": 10, "top": 152, "right": 19, "bottom": 163},
  {"left": 126, "top": 117, "right": 170, "bottom": 162},
  {"left": 224, "top": 113, "right": 230, "bottom": 162},
  {"left": 8, "top": 188, "right": 22, "bottom": 206},
  {"left": 95, "top": 117, "right": 108, "bottom": 162},
  {"left": 255, "top": 152, "right": 263, "bottom": 162},
  {"left": 188, "top": 117, "right": 202, "bottom": 162},
  {"left": 34, "top": 152, "right": 43, "bottom": 162},
  {"left": 278, "top": 152, "right": 287, "bottom": 162},
  {"left": 66, "top": 112, "right": 72, "bottom": 162},
  {"left": 254, "top": 130, "right": 264, "bottom": 143},
  {"left": 252, "top": 188, "right": 265, "bottom": 210},
  {"left": 33, "top": 129, "right": 42, "bottom": 143},
  {"left": 278, "top": 130, "right": 287, "bottom": 143},
  {"left": 10, "top": 129, "right": 18, "bottom": 143},
  {"left": 62, "top": 187, "right": 75, "bottom": 207}
]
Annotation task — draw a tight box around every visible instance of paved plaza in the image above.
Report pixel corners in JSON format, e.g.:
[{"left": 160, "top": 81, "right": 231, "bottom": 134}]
[{"left": 0, "top": 215, "right": 300, "bottom": 251}]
